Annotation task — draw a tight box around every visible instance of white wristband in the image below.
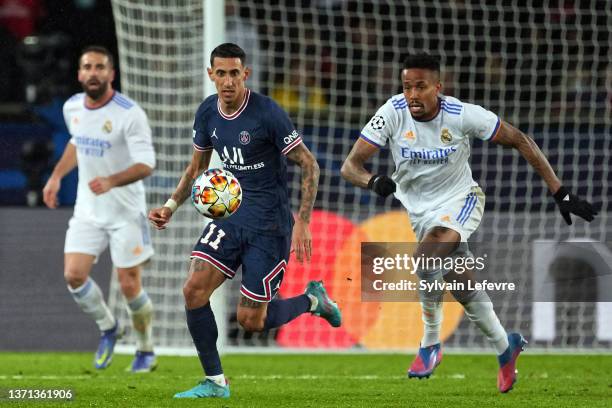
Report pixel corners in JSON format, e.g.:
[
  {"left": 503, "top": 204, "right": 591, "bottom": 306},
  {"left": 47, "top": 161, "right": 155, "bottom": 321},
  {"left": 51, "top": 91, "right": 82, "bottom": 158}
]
[{"left": 163, "top": 198, "right": 178, "bottom": 213}]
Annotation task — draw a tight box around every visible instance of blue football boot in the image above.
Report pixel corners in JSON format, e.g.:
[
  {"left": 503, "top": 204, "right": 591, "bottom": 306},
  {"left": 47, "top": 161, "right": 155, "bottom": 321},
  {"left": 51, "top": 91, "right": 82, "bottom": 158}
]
[
  {"left": 173, "top": 379, "right": 230, "bottom": 398},
  {"left": 94, "top": 321, "right": 123, "bottom": 369},
  {"left": 128, "top": 351, "right": 158, "bottom": 373},
  {"left": 408, "top": 343, "right": 442, "bottom": 379},
  {"left": 498, "top": 332, "right": 527, "bottom": 393},
  {"left": 305, "top": 281, "right": 342, "bottom": 327}
]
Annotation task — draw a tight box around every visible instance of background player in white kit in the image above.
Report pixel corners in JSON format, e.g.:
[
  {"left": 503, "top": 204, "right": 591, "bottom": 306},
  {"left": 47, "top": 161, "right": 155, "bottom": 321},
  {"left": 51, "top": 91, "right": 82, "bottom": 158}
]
[
  {"left": 341, "top": 54, "right": 596, "bottom": 393},
  {"left": 43, "top": 46, "right": 158, "bottom": 372}
]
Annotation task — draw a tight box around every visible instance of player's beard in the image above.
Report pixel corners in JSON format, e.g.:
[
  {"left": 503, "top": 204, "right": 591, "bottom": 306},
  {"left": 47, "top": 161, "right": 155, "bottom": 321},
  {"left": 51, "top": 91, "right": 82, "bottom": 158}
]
[{"left": 82, "top": 80, "right": 109, "bottom": 101}]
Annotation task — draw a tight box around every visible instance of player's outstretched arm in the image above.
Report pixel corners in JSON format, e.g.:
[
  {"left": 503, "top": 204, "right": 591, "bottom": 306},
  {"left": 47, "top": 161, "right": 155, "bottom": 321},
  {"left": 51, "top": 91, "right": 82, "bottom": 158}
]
[
  {"left": 88, "top": 163, "right": 153, "bottom": 195},
  {"left": 43, "top": 143, "right": 78, "bottom": 209},
  {"left": 341, "top": 138, "right": 395, "bottom": 197},
  {"left": 493, "top": 121, "right": 597, "bottom": 224},
  {"left": 286, "top": 143, "right": 320, "bottom": 263},
  {"left": 148, "top": 149, "right": 211, "bottom": 230}
]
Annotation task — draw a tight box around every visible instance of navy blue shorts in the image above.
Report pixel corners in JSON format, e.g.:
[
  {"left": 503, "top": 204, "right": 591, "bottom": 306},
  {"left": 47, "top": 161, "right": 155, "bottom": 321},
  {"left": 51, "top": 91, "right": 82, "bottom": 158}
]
[{"left": 191, "top": 220, "right": 290, "bottom": 302}]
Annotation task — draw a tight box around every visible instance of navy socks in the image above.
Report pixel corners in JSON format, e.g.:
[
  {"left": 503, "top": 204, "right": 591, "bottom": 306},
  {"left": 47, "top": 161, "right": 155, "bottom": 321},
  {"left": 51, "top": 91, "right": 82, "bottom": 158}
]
[
  {"left": 263, "top": 294, "right": 311, "bottom": 330},
  {"left": 186, "top": 303, "right": 223, "bottom": 376},
  {"left": 186, "top": 295, "right": 311, "bottom": 376}
]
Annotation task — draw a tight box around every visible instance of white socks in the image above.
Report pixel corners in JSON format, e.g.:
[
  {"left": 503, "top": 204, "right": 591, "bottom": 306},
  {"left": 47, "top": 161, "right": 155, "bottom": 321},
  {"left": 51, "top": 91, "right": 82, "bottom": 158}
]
[
  {"left": 419, "top": 275, "right": 509, "bottom": 354},
  {"left": 418, "top": 271, "right": 445, "bottom": 347},
  {"left": 307, "top": 294, "right": 318, "bottom": 312},
  {"left": 70, "top": 280, "right": 155, "bottom": 352},
  {"left": 206, "top": 374, "right": 227, "bottom": 387},
  {"left": 461, "top": 290, "right": 509, "bottom": 354},
  {"left": 69, "top": 278, "right": 115, "bottom": 331},
  {"left": 126, "top": 290, "right": 154, "bottom": 352},
  {"left": 420, "top": 299, "right": 443, "bottom": 347}
]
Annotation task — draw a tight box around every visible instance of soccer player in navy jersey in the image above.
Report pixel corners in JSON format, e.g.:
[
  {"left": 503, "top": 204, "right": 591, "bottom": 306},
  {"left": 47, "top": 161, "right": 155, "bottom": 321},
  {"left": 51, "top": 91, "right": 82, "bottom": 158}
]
[{"left": 148, "top": 43, "right": 342, "bottom": 399}]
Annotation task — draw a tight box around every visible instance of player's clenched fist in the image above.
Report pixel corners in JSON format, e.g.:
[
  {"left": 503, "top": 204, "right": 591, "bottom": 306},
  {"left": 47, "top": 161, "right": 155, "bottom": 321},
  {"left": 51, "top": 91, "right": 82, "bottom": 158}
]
[
  {"left": 88, "top": 176, "right": 113, "bottom": 195},
  {"left": 368, "top": 174, "right": 396, "bottom": 197},
  {"left": 553, "top": 186, "right": 597, "bottom": 225},
  {"left": 148, "top": 206, "right": 173, "bottom": 230}
]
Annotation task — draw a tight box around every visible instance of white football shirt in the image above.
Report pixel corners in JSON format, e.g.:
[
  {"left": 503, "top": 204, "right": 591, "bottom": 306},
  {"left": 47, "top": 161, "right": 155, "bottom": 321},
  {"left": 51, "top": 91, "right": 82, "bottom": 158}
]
[
  {"left": 360, "top": 94, "right": 500, "bottom": 215},
  {"left": 63, "top": 92, "right": 156, "bottom": 227}
]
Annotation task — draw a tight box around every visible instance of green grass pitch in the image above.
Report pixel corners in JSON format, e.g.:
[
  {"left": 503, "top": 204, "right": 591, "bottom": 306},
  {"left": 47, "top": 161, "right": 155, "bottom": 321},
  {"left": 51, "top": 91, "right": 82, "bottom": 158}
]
[{"left": 0, "top": 353, "right": 610, "bottom": 407}]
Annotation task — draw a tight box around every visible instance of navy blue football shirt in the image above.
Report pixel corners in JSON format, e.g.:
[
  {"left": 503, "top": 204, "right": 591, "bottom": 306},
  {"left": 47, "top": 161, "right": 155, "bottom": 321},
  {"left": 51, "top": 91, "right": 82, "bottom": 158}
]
[{"left": 192, "top": 89, "right": 302, "bottom": 236}]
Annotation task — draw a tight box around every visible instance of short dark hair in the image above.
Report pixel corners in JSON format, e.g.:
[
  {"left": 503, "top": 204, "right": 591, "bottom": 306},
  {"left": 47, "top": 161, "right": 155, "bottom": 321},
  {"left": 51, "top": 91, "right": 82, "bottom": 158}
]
[
  {"left": 402, "top": 53, "right": 440, "bottom": 73},
  {"left": 80, "top": 45, "right": 114, "bottom": 68},
  {"left": 210, "top": 43, "right": 246, "bottom": 67}
]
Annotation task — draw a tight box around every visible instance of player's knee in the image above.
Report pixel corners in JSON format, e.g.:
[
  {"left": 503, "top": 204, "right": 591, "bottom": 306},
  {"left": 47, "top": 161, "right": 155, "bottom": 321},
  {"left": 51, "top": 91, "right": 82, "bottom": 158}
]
[
  {"left": 119, "top": 279, "right": 138, "bottom": 299},
  {"left": 117, "top": 267, "right": 141, "bottom": 298},
  {"left": 427, "top": 226, "right": 457, "bottom": 241},
  {"left": 182, "top": 281, "right": 199, "bottom": 302},
  {"left": 237, "top": 314, "right": 265, "bottom": 332},
  {"left": 182, "top": 280, "right": 211, "bottom": 307},
  {"left": 64, "top": 267, "right": 87, "bottom": 288},
  {"left": 450, "top": 287, "right": 490, "bottom": 305},
  {"left": 449, "top": 288, "right": 475, "bottom": 305}
]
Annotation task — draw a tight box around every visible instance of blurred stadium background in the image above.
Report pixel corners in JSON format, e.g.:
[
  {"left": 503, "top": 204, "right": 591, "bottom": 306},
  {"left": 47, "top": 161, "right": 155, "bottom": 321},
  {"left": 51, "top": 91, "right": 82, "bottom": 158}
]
[{"left": 1, "top": 0, "right": 610, "bottom": 357}]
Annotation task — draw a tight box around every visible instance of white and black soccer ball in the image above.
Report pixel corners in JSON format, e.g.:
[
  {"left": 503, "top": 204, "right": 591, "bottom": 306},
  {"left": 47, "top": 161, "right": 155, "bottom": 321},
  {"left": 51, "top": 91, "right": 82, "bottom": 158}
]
[{"left": 369, "top": 115, "right": 386, "bottom": 130}]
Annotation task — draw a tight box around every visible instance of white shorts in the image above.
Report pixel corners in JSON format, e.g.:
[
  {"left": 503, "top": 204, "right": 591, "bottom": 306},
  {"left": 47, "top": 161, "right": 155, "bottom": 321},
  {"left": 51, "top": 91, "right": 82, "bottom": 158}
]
[
  {"left": 410, "top": 186, "right": 485, "bottom": 242},
  {"left": 64, "top": 215, "right": 154, "bottom": 268}
]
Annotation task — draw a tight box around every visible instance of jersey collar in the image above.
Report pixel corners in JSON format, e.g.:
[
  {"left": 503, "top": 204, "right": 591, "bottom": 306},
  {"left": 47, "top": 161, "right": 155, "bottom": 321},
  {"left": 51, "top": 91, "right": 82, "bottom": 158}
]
[
  {"left": 84, "top": 90, "right": 116, "bottom": 110},
  {"left": 217, "top": 88, "right": 251, "bottom": 120}
]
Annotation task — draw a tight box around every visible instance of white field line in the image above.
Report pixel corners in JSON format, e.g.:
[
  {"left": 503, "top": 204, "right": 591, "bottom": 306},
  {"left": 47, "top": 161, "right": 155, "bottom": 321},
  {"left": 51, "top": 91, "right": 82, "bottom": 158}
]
[
  {"left": 0, "top": 374, "right": 470, "bottom": 381},
  {"left": 114, "top": 345, "right": 612, "bottom": 356},
  {"left": 0, "top": 372, "right": 557, "bottom": 381}
]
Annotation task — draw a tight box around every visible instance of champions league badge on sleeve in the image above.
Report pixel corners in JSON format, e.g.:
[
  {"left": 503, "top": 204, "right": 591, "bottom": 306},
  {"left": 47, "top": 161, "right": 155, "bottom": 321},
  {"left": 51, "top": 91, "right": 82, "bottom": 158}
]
[{"left": 370, "top": 115, "right": 386, "bottom": 130}]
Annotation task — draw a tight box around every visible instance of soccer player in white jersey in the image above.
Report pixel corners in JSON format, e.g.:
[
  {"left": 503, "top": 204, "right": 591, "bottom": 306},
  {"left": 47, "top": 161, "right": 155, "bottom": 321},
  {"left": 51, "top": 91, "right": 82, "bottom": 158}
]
[
  {"left": 42, "top": 46, "right": 158, "bottom": 372},
  {"left": 341, "top": 54, "right": 596, "bottom": 393}
]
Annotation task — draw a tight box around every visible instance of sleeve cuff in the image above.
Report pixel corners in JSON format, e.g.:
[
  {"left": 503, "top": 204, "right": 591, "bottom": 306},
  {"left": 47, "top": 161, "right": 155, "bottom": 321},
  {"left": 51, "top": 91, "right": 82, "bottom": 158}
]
[
  {"left": 130, "top": 152, "right": 156, "bottom": 169},
  {"left": 193, "top": 143, "right": 213, "bottom": 152},
  {"left": 485, "top": 118, "right": 501, "bottom": 141},
  {"left": 359, "top": 134, "right": 384, "bottom": 148},
  {"left": 282, "top": 137, "right": 302, "bottom": 155}
]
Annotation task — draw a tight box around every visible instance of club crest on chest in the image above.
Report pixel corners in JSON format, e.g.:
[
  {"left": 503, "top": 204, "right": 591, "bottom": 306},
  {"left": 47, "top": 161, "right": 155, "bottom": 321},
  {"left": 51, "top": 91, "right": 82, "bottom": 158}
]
[
  {"left": 239, "top": 130, "right": 251, "bottom": 145},
  {"left": 440, "top": 128, "right": 452, "bottom": 144}
]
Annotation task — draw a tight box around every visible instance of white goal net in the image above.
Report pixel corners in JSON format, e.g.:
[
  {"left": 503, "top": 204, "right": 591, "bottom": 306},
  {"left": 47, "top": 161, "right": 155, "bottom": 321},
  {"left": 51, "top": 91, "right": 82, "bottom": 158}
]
[
  {"left": 109, "top": 0, "right": 209, "bottom": 352},
  {"left": 109, "top": 0, "right": 611, "bottom": 353}
]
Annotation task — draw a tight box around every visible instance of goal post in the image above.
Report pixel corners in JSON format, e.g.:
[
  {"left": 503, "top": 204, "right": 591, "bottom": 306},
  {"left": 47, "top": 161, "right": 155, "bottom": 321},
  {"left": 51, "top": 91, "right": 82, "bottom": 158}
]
[{"left": 109, "top": 0, "right": 226, "bottom": 354}]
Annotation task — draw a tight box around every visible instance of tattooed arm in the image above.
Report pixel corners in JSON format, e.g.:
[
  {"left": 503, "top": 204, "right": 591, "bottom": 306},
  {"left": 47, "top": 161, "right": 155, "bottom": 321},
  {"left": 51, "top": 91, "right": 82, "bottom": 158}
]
[
  {"left": 172, "top": 149, "right": 213, "bottom": 205},
  {"left": 239, "top": 295, "right": 265, "bottom": 309},
  {"left": 148, "top": 149, "right": 212, "bottom": 229},
  {"left": 286, "top": 143, "right": 320, "bottom": 262}
]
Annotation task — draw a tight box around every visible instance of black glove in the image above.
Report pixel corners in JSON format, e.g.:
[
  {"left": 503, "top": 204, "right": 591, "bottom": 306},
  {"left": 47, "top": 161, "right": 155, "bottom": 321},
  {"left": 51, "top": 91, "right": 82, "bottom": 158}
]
[
  {"left": 368, "top": 175, "right": 396, "bottom": 197},
  {"left": 553, "top": 186, "right": 597, "bottom": 225}
]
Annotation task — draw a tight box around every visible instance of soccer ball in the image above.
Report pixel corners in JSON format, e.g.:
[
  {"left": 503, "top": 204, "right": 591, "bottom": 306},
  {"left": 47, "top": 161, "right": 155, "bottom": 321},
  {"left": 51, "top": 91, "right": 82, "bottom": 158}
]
[{"left": 191, "top": 169, "right": 242, "bottom": 219}]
